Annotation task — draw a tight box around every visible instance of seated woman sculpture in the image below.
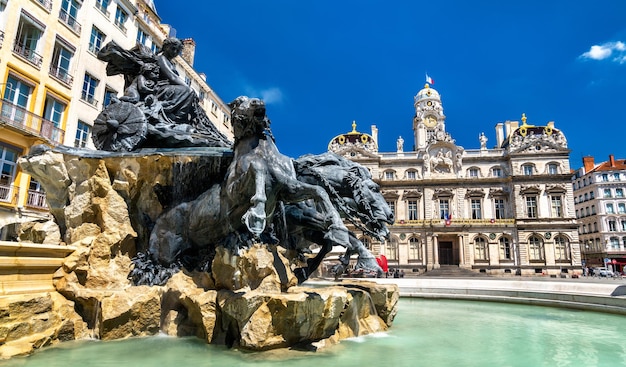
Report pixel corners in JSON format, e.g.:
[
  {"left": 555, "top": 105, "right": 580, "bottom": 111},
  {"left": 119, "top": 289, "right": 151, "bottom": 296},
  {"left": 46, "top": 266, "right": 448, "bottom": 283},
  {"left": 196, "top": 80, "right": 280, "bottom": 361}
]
[{"left": 94, "top": 38, "right": 232, "bottom": 151}]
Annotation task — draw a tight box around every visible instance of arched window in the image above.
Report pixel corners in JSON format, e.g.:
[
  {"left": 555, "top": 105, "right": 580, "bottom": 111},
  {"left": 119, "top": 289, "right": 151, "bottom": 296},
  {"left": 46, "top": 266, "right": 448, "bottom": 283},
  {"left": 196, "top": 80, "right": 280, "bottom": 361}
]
[
  {"left": 409, "top": 237, "right": 422, "bottom": 260},
  {"left": 499, "top": 237, "right": 512, "bottom": 260},
  {"left": 386, "top": 238, "right": 398, "bottom": 261},
  {"left": 554, "top": 236, "right": 570, "bottom": 261},
  {"left": 474, "top": 237, "right": 488, "bottom": 260},
  {"left": 528, "top": 235, "right": 544, "bottom": 261}
]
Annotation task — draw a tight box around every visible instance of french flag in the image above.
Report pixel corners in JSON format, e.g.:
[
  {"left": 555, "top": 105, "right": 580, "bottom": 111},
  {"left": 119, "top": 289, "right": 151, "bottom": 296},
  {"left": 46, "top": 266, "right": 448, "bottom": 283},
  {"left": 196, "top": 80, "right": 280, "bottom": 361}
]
[
  {"left": 426, "top": 73, "right": 434, "bottom": 85},
  {"left": 444, "top": 213, "right": 452, "bottom": 226}
]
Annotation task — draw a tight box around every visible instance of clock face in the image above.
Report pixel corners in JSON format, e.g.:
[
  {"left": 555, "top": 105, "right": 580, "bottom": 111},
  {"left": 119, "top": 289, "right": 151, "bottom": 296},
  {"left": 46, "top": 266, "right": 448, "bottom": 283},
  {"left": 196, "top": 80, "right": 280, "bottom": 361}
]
[{"left": 424, "top": 115, "right": 437, "bottom": 128}]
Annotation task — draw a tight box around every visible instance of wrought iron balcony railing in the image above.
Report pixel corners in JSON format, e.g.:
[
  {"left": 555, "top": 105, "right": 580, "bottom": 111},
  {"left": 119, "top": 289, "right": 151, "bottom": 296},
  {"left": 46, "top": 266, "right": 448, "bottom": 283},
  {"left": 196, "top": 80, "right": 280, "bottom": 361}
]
[
  {"left": 33, "top": 0, "right": 53, "bottom": 12},
  {"left": 49, "top": 65, "right": 74, "bottom": 87},
  {"left": 0, "top": 184, "right": 16, "bottom": 204},
  {"left": 26, "top": 190, "right": 47, "bottom": 209},
  {"left": 0, "top": 100, "right": 65, "bottom": 144},
  {"left": 59, "top": 9, "right": 82, "bottom": 34},
  {"left": 12, "top": 43, "right": 43, "bottom": 68}
]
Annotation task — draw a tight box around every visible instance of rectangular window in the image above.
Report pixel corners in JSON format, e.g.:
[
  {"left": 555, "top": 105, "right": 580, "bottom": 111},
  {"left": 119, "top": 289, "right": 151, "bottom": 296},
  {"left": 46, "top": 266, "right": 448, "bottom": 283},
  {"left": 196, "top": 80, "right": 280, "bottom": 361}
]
[
  {"left": 492, "top": 167, "right": 502, "bottom": 177},
  {"left": 548, "top": 164, "right": 558, "bottom": 174},
  {"left": 81, "top": 73, "right": 99, "bottom": 105},
  {"left": 43, "top": 96, "right": 66, "bottom": 127},
  {"left": 103, "top": 88, "right": 117, "bottom": 107},
  {"left": 609, "top": 220, "right": 617, "bottom": 232},
  {"left": 59, "top": 0, "right": 81, "bottom": 33},
  {"left": 50, "top": 41, "right": 74, "bottom": 85},
  {"left": 407, "top": 171, "right": 416, "bottom": 180},
  {"left": 615, "top": 173, "right": 621, "bottom": 181},
  {"left": 409, "top": 239, "right": 422, "bottom": 261},
  {"left": 550, "top": 195, "right": 563, "bottom": 218},
  {"left": 439, "top": 199, "right": 450, "bottom": 219},
  {"left": 616, "top": 188, "right": 624, "bottom": 198},
  {"left": 2, "top": 75, "right": 33, "bottom": 123},
  {"left": 74, "top": 120, "right": 90, "bottom": 148},
  {"left": 622, "top": 221, "right": 626, "bottom": 231},
  {"left": 114, "top": 7, "right": 128, "bottom": 31},
  {"left": 469, "top": 168, "right": 479, "bottom": 177},
  {"left": 14, "top": 14, "right": 44, "bottom": 67},
  {"left": 607, "top": 203, "right": 615, "bottom": 214},
  {"left": 604, "top": 189, "right": 612, "bottom": 198},
  {"left": 0, "top": 144, "right": 20, "bottom": 202},
  {"left": 137, "top": 28, "right": 148, "bottom": 46},
  {"left": 89, "top": 26, "right": 105, "bottom": 53},
  {"left": 618, "top": 203, "right": 626, "bottom": 214},
  {"left": 523, "top": 165, "right": 533, "bottom": 175},
  {"left": 407, "top": 200, "right": 418, "bottom": 220},
  {"left": 471, "top": 199, "right": 482, "bottom": 219},
  {"left": 385, "top": 171, "right": 394, "bottom": 180},
  {"left": 499, "top": 238, "right": 511, "bottom": 260},
  {"left": 95, "top": 0, "right": 110, "bottom": 16},
  {"left": 602, "top": 174, "right": 609, "bottom": 182},
  {"left": 526, "top": 196, "right": 537, "bottom": 218},
  {"left": 386, "top": 201, "right": 395, "bottom": 218},
  {"left": 494, "top": 198, "right": 505, "bottom": 219}
]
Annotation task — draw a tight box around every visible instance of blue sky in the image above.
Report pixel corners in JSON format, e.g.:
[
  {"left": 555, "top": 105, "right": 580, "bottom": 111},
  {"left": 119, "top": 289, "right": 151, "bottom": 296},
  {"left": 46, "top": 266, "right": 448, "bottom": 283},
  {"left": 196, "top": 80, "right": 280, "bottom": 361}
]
[{"left": 153, "top": 0, "right": 626, "bottom": 168}]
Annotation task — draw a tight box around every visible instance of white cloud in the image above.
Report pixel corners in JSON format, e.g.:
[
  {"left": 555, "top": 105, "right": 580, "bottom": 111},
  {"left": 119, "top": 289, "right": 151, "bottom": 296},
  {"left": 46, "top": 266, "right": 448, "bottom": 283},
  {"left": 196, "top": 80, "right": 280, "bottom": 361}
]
[
  {"left": 243, "top": 85, "right": 284, "bottom": 105},
  {"left": 580, "top": 41, "right": 626, "bottom": 62}
]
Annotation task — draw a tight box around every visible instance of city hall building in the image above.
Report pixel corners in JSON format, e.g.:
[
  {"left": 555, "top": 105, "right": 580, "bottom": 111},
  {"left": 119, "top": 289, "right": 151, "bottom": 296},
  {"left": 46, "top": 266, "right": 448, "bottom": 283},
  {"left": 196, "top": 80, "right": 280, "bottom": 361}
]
[{"left": 328, "top": 83, "right": 581, "bottom": 276}]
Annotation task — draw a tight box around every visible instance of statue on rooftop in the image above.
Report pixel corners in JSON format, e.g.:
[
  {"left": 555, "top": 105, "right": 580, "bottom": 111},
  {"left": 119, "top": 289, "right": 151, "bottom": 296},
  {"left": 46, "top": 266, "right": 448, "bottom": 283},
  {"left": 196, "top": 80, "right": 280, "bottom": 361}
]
[{"left": 94, "top": 38, "right": 232, "bottom": 151}]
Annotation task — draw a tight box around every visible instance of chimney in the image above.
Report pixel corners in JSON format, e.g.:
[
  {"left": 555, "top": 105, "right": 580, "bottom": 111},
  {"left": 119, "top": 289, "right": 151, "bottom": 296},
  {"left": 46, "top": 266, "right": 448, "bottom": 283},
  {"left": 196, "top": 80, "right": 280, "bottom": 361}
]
[
  {"left": 582, "top": 156, "right": 595, "bottom": 173},
  {"left": 495, "top": 122, "right": 504, "bottom": 147},
  {"left": 181, "top": 38, "right": 196, "bottom": 67},
  {"left": 609, "top": 154, "right": 616, "bottom": 167}
]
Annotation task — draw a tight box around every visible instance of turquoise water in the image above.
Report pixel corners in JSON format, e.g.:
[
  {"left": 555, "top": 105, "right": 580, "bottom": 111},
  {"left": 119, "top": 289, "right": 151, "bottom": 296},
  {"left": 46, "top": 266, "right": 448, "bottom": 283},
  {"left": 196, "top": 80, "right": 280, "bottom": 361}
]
[{"left": 3, "top": 299, "right": 626, "bottom": 367}]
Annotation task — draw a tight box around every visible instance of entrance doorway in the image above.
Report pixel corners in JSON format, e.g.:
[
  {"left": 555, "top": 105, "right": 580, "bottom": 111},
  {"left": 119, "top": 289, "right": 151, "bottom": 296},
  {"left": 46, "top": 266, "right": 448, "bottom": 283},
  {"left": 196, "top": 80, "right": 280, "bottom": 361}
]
[{"left": 438, "top": 241, "right": 455, "bottom": 265}]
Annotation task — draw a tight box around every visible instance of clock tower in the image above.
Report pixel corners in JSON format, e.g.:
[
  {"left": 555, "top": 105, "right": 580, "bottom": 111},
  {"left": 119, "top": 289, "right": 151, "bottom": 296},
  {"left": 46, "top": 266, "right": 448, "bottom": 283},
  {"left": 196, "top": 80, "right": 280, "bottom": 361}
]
[{"left": 413, "top": 83, "right": 446, "bottom": 150}]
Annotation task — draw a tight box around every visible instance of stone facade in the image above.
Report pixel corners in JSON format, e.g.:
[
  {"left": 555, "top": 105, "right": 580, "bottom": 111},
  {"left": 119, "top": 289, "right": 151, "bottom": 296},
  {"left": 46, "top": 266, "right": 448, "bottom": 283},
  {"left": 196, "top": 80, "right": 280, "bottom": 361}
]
[
  {"left": 573, "top": 155, "right": 626, "bottom": 271},
  {"left": 329, "top": 83, "right": 580, "bottom": 277}
]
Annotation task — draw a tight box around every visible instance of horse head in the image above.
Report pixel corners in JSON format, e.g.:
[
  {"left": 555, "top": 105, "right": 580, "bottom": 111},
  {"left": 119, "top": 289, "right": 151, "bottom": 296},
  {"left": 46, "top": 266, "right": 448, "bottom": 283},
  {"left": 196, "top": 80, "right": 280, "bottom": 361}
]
[{"left": 228, "top": 96, "right": 271, "bottom": 144}]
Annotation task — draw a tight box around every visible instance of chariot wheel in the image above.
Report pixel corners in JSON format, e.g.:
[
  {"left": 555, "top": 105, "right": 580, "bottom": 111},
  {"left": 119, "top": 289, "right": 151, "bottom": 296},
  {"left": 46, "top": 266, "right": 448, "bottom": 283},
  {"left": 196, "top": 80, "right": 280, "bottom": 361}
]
[{"left": 93, "top": 101, "right": 148, "bottom": 152}]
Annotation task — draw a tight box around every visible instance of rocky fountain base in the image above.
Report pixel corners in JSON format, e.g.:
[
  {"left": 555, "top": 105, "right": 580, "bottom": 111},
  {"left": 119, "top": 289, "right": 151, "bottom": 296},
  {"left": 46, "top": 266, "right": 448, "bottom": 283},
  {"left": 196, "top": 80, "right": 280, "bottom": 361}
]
[{"left": 0, "top": 147, "right": 398, "bottom": 359}]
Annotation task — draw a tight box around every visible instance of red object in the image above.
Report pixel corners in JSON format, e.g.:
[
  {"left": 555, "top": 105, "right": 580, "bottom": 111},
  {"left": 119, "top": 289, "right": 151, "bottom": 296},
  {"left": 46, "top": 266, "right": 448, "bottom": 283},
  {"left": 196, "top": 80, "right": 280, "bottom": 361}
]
[
  {"left": 376, "top": 255, "right": 388, "bottom": 272},
  {"left": 612, "top": 259, "right": 617, "bottom": 264}
]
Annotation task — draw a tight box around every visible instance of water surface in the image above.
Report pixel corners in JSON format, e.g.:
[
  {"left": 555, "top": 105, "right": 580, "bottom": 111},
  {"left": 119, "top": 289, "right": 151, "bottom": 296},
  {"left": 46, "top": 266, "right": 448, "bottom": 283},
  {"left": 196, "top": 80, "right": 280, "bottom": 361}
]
[{"left": 2, "top": 299, "right": 625, "bottom": 367}]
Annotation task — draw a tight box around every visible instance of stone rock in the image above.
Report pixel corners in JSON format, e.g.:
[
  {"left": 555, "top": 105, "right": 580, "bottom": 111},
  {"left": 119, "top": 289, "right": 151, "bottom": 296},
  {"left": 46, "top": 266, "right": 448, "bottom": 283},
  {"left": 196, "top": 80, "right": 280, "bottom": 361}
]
[
  {"left": 18, "top": 220, "right": 62, "bottom": 245},
  {"left": 212, "top": 244, "right": 298, "bottom": 293},
  {"left": 336, "top": 280, "right": 399, "bottom": 325},
  {"left": 161, "top": 272, "right": 218, "bottom": 341},
  {"left": 0, "top": 292, "right": 88, "bottom": 359},
  {"left": 99, "top": 286, "right": 162, "bottom": 340}
]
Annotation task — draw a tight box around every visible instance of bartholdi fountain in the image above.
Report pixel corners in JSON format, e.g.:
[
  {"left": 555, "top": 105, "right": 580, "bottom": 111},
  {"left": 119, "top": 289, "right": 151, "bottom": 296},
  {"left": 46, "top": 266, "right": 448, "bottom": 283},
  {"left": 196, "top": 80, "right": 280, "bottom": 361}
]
[{"left": 0, "top": 38, "right": 397, "bottom": 359}]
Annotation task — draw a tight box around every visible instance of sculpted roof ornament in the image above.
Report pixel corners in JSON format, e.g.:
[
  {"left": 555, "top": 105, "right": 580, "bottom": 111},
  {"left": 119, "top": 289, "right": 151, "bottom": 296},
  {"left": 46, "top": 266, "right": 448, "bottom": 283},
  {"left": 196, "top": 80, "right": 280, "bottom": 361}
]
[
  {"left": 328, "top": 120, "right": 378, "bottom": 154},
  {"left": 505, "top": 114, "right": 568, "bottom": 154}
]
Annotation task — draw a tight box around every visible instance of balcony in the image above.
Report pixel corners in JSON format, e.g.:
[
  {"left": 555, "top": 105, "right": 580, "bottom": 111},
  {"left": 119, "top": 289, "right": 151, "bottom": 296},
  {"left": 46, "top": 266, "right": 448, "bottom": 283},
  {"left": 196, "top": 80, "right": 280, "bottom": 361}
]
[
  {"left": 32, "top": 0, "right": 52, "bottom": 12},
  {"left": 95, "top": 3, "right": 110, "bottom": 18},
  {"left": 0, "top": 100, "right": 65, "bottom": 144},
  {"left": 80, "top": 92, "right": 98, "bottom": 107},
  {"left": 49, "top": 65, "right": 74, "bottom": 87},
  {"left": 0, "top": 184, "right": 17, "bottom": 205},
  {"left": 59, "top": 9, "right": 82, "bottom": 35},
  {"left": 26, "top": 190, "right": 47, "bottom": 209},
  {"left": 12, "top": 43, "right": 43, "bottom": 69},
  {"left": 114, "top": 20, "right": 127, "bottom": 34},
  {"left": 393, "top": 218, "right": 516, "bottom": 226}
]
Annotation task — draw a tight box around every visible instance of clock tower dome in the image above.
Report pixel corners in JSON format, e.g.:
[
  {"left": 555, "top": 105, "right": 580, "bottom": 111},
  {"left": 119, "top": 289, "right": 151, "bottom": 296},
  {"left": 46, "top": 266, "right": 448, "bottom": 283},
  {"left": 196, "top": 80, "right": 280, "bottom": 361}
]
[{"left": 413, "top": 83, "right": 446, "bottom": 150}]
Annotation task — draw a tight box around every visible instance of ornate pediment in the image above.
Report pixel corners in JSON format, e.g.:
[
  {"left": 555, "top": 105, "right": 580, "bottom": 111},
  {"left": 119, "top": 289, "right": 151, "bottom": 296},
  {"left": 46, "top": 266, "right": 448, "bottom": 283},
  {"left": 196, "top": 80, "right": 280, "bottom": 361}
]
[
  {"left": 332, "top": 144, "right": 380, "bottom": 159},
  {"left": 546, "top": 184, "right": 567, "bottom": 193},
  {"left": 402, "top": 189, "right": 423, "bottom": 199},
  {"left": 382, "top": 190, "right": 399, "bottom": 199},
  {"left": 488, "top": 187, "right": 509, "bottom": 198},
  {"left": 519, "top": 184, "right": 541, "bottom": 195},
  {"left": 433, "top": 188, "right": 454, "bottom": 199},
  {"left": 465, "top": 188, "right": 485, "bottom": 198}
]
